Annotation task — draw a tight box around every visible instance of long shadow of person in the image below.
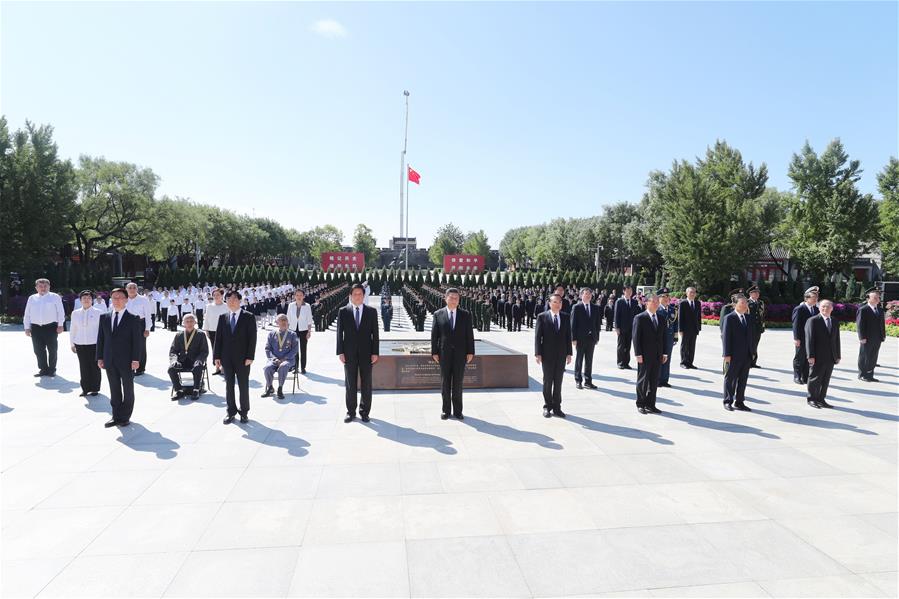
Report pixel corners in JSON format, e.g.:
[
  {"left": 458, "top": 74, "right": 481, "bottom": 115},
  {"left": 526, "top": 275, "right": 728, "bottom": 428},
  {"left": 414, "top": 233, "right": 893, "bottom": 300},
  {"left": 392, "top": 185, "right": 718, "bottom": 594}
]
[
  {"left": 116, "top": 423, "right": 180, "bottom": 459},
  {"left": 303, "top": 371, "right": 346, "bottom": 386},
  {"left": 83, "top": 393, "right": 112, "bottom": 414},
  {"left": 363, "top": 418, "right": 456, "bottom": 455},
  {"left": 0, "top": 403, "right": 12, "bottom": 414},
  {"left": 828, "top": 405, "right": 899, "bottom": 422},
  {"left": 461, "top": 416, "right": 562, "bottom": 450},
  {"left": 133, "top": 373, "right": 174, "bottom": 390},
  {"left": 751, "top": 408, "right": 883, "bottom": 435},
  {"left": 237, "top": 420, "right": 310, "bottom": 457},
  {"left": 660, "top": 411, "right": 780, "bottom": 439},
  {"left": 565, "top": 414, "right": 674, "bottom": 445},
  {"left": 36, "top": 375, "right": 80, "bottom": 394}
]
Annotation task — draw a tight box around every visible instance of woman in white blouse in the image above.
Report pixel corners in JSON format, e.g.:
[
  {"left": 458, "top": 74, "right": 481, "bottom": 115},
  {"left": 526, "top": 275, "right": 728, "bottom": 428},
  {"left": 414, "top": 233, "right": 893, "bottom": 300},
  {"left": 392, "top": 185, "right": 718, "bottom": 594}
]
[{"left": 70, "top": 290, "right": 104, "bottom": 396}]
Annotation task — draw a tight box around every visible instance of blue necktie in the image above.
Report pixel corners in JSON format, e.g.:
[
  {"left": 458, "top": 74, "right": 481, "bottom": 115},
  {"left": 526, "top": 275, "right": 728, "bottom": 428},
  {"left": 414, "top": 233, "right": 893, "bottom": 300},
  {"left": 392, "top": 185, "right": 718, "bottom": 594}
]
[
  {"left": 450, "top": 310, "right": 455, "bottom": 330},
  {"left": 553, "top": 314, "right": 559, "bottom": 332},
  {"left": 355, "top": 306, "right": 361, "bottom": 329},
  {"left": 230, "top": 313, "right": 237, "bottom": 333},
  {"left": 113, "top": 311, "right": 119, "bottom": 332}
]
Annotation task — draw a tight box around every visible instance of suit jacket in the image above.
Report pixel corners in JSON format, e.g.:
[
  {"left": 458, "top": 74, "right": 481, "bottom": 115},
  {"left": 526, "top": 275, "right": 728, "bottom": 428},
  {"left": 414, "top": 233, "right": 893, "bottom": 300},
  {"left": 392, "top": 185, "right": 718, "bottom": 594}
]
[
  {"left": 805, "top": 314, "right": 840, "bottom": 364},
  {"left": 791, "top": 303, "right": 819, "bottom": 341},
  {"left": 96, "top": 310, "right": 143, "bottom": 369},
  {"left": 722, "top": 311, "right": 752, "bottom": 365},
  {"left": 856, "top": 303, "right": 886, "bottom": 344},
  {"left": 534, "top": 310, "right": 573, "bottom": 361},
  {"left": 632, "top": 311, "right": 665, "bottom": 363},
  {"left": 430, "top": 307, "right": 475, "bottom": 360},
  {"left": 613, "top": 297, "right": 640, "bottom": 332},
  {"left": 335, "top": 303, "right": 379, "bottom": 359},
  {"left": 570, "top": 302, "right": 600, "bottom": 344},
  {"left": 213, "top": 310, "right": 258, "bottom": 363},
  {"left": 169, "top": 329, "right": 209, "bottom": 367},
  {"left": 677, "top": 298, "right": 703, "bottom": 335}
]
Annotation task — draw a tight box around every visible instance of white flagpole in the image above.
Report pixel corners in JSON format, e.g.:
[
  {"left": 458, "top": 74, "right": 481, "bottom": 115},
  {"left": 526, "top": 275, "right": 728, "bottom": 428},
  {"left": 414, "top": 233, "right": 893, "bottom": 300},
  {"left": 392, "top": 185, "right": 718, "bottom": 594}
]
[
  {"left": 405, "top": 171, "right": 410, "bottom": 270},
  {"left": 400, "top": 91, "right": 410, "bottom": 260}
]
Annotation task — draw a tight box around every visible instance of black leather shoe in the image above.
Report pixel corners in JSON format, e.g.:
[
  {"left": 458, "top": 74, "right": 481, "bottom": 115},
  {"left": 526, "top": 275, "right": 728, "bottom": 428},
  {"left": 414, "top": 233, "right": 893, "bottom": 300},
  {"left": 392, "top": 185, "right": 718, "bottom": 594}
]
[
  {"left": 807, "top": 400, "right": 821, "bottom": 409},
  {"left": 88, "top": 391, "right": 99, "bottom": 396},
  {"left": 543, "top": 408, "right": 552, "bottom": 418},
  {"left": 239, "top": 415, "right": 249, "bottom": 423},
  {"left": 191, "top": 390, "right": 200, "bottom": 400},
  {"left": 441, "top": 413, "right": 449, "bottom": 420},
  {"left": 724, "top": 403, "right": 734, "bottom": 411},
  {"left": 301, "top": 369, "right": 307, "bottom": 374},
  {"left": 261, "top": 387, "right": 274, "bottom": 398},
  {"left": 360, "top": 414, "right": 370, "bottom": 423},
  {"left": 585, "top": 383, "right": 598, "bottom": 389},
  {"left": 117, "top": 420, "right": 130, "bottom": 427},
  {"left": 79, "top": 392, "right": 87, "bottom": 397},
  {"left": 794, "top": 378, "right": 803, "bottom": 384},
  {"left": 277, "top": 387, "right": 285, "bottom": 399},
  {"left": 647, "top": 407, "right": 662, "bottom": 414},
  {"left": 818, "top": 401, "right": 834, "bottom": 409},
  {"left": 104, "top": 419, "right": 117, "bottom": 428},
  {"left": 867, "top": 378, "right": 880, "bottom": 383},
  {"left": 34, "top": 372, "right": 45, "bottom": 377},
  {"left": 576, "top": 382, "right": 583, "bottom": 390},
  {"left": 659, "top": 382, "right": 672, "bottom": 388},
  {"left": 344, "top": 413, "right": 355, "bottom": 423},
  {"left": 638, "top": 407, "right": 647, "bottom": 414},
  {"left": 552, "top": 409, "right": 566, "bottom": 418},
  {"left": 223, "top": 415, "right": 235, "bottom": 424},
  {"left": 455, "top": 414, "right": 464, "bottom": 420},
  {"left": 734, "top": 404, "right": 752, "bottom": 412}
]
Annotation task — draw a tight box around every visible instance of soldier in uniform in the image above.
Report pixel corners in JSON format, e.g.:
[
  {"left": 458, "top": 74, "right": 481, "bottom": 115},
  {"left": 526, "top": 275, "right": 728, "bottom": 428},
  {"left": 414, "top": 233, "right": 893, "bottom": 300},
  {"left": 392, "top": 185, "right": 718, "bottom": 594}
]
[
  {"left": 747, "top": 285, "right": 765, "bottom": 368},
  {"left": 791, "top": 286, "right": 820, "bottom": 384},
  {"left": 657, "top": 288, "right": 678, "bottom": 388}
]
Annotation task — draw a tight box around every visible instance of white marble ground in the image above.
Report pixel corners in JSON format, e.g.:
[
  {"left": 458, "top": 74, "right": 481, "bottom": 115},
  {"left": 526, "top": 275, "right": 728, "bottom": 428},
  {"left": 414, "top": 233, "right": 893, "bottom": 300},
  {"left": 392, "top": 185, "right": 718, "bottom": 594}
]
[{"left": 1, "top": 297, "right": 897, "bottom": 598}]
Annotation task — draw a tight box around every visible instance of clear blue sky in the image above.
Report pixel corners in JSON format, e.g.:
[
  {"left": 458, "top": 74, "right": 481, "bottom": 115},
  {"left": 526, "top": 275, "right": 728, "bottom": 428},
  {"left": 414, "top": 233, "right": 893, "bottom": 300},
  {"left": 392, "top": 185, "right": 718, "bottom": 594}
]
[{"left": 3, "top": 1, "right": 896, "bottom": 250}]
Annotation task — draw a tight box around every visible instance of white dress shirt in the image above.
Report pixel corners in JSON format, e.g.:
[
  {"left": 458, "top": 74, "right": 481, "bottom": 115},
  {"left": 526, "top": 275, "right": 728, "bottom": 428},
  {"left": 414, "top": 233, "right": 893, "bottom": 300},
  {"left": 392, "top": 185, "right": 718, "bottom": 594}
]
[
  {"left": 287, "top": 302, "right": 314, "bottom": 333},
  {"left": 203, "top": 303, "right": 229, "bottom": 332},
  {"left": 70, "top": 306, "right": 103, "bottom": 345},
  {"left": 125, "top": 294, "right": 153, "bottom": 331},
  {"left": 23, "top": 291, "right": 65, "bottom": 329}
]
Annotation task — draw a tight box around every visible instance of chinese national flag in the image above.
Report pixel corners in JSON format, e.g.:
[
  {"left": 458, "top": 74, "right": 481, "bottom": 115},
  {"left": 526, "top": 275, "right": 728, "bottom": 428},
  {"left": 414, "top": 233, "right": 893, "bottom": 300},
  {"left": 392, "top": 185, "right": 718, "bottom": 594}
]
[{"left": 408, "top": 166, "right": 421, "bottom": 184}]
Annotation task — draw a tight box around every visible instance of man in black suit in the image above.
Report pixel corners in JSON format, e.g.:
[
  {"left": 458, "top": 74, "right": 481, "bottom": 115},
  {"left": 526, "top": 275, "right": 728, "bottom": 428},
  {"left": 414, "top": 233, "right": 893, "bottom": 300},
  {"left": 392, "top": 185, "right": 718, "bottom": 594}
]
[
  {"left": 856, "top": 288, "right": 886, "bottom": 383},
  {"left": 721, "top": 295, "right": 753, "bottom": 412},
  {"left": 336, "top": 283, "right": 380, "bottom": 423},
  {"left": 570, "top": 287, "right": 600, "bottom": 390},
  {"left": 535, "top": 294, "right": 572, "bottom": 418},
  {"left": 614, "top": 285, "right": 640, "bottom": 369},
  {"left": 791, "top": 286, "right": 819, "bottom": 384},
  {"left": 806, "top": 299, "right": 841, "bottom": 409},
  {"left": 677, "top": 286, "right": 702, "bottom": 369},
  {"left": 632, "top": 293, "right": 666, "bottom": 415},
  {"left": 431, "top": 287, "right": 475, "bottom": 420},
  {"left": 96, "top": 288, "right": 143, "bottom": 428},
  {"left": 214, "top": 290, "right": 257, "bottom": 424}
]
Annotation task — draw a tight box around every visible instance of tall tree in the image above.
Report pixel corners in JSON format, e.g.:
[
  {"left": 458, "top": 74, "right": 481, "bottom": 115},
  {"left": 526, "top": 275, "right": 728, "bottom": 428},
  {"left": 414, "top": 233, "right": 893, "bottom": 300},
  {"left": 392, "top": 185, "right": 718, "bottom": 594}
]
[
  {"left": 781, "top": 139, "right": 879, "bottom": 278},
  {"left": 876, "top": 157, "right": 899, "bottom": 277},
  {"left": 352, "top": 223, "right": 379, "bottom": 264},
  {"left": 0, "top": 118, "right": 77, "bottom": 274},
  {"left": 429, "top": 223, "right": 464, "bottom": 266},
  {"left": 308, "top": 225, "right": 343, "bottom": 261},
  {"left": 462, "top": 229, "right": 490, "bottom": 258}
]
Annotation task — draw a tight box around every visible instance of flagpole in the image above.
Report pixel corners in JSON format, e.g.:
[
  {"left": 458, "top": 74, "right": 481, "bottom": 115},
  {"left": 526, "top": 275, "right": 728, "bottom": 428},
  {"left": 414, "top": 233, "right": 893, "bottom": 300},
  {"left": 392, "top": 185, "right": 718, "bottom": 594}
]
[
  {"left": 399, "top": 91, "right": 410, "bottom": 263},
  {"left": 405, "top": 172, "right": 410, "bottom": 270}
]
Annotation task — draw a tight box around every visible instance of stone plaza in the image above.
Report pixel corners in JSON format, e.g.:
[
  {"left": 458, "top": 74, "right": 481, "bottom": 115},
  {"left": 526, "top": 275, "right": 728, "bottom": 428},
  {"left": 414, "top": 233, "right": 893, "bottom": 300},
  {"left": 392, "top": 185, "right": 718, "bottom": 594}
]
[{"left": 1, "top": 297, "right": 897, "bottom": 597}]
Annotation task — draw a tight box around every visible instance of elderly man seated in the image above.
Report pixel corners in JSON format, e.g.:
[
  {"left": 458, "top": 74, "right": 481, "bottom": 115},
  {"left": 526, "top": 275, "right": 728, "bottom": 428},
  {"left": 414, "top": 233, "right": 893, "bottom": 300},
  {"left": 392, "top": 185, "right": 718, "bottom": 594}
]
[
  {"left": 262, "top": 314, "right": 299, "bottom": 399},
  {"left": 167, "top": 313, "right": 209, "bottom": 400}
]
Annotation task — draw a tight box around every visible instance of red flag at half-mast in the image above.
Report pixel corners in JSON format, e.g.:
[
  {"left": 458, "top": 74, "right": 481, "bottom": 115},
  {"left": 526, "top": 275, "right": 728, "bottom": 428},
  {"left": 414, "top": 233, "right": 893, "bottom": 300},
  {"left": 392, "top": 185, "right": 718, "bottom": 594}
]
[{"left": 408, "top": 166, "right": 421, "bottom": 184}]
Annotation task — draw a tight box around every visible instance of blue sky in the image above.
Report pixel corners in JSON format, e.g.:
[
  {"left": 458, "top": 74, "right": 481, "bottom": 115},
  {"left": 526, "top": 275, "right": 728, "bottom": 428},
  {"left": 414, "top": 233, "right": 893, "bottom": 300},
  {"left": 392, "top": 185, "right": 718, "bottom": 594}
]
[{"left": 2, "top": 1, "right": 896, "bottom": 250}]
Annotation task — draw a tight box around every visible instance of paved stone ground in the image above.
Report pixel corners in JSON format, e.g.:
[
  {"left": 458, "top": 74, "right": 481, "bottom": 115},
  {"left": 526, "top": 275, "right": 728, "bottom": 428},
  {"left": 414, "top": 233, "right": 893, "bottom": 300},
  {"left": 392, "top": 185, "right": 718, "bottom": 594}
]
[{"left": 1, "top": 297, "right": 897, "bottom": 598}]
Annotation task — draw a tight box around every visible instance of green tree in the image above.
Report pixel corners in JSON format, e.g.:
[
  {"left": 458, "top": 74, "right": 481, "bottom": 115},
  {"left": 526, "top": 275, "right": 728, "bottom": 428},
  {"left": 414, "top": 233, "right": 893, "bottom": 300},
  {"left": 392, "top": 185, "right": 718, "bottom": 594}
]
[
  {"left": 308, "top": 225, "right": 344, "bottom": 261},
  {"left": 780, "top": 139, "right": 879, "bottom": 278},
  {"left": 462, "top": 229, "right": 490, "bottom": 258},
  {"left": 429, "top": 223, "right": 464, "bottom": 266},
  {"left": 876, "top": 157, "right": 899, "bottom": 277},
  {"left": 352, "top": 223, "right": 379, "bottom": 264}
]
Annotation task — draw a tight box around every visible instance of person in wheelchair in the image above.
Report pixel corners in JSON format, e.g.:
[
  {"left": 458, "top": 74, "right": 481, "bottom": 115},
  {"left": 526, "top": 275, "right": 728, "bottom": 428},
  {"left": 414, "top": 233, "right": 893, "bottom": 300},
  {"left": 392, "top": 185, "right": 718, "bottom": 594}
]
[
  {"left": 168, "top": 313, "right": 209, "bottom": 400},
  {"left": 262, "top": 314, "right": 298, "bottom": 399}
]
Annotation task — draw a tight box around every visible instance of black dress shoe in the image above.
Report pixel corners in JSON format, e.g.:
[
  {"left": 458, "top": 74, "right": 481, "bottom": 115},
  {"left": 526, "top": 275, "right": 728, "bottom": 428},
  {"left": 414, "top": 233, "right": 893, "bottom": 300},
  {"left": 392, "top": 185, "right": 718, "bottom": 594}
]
[
  {"left": 46, "top": 371, "right": 56, "bottom": 377},
  {"left": 134, "top": 371, "right": 144, "bottom": 376},
  {"left": 734, "top": 404, "right": 752, "bottom": 412},
  {"left": 638, "top": 407, "right": 647, "bottom": 414},
  {"left": 543, "top": 408, "right": 552, "bottom": 418},
  {"left": 360, "top": 414, "right": 370, "bottom": 423},
  {"left": 659, "top": 382, "right": 672, "bottom": 388},
  {"left": 455, "top": 414, "right": 464, "bottom": 420},
  {"left": 724, "top": 403, "right": 734, "bottom": 411},
  {"left": 104, "top": 419, "right": 117, "bottom": 428},
  {"left": 647, "top": 407, "right": 662, "bottom": 414},
  {"left": 117, "top": 420, "right": 130, "bottom": 427},
  {"left": 239, "top": 415, "right": 249, "bottom": 423},
  {"left": 261, "top": 387, "right": 274, "bottom": 398},
  {"left": 818, "top": 400, "right": 834, "bottom": 409},
  {"left": 441, "top": 413, "right": 449, "bottom": 420},
  {"left": 688, "top": 365, "right": 698, "bottom": 369},
  {"left": 552, "top": 409, "right": 566, "bottom": 418},
  {"left": 584, "top": 383, "right": 597, "bottom": 389},
  {"left": 223, "top": 415, "right": 235, "bottom": 424},
  {"left": 794, "top": 378, "right": 803, "bottom": 384},
  {"left": 191, "top": 390, "right": 200, "bottom": 400},
  {"left": 89, "top": 391, "right": 99, "bottom": 396},
  {"left": 807, "top": 400, "right": 821, "bottom": 409},
  {"left": 276, "top": 387, "right": 285, "bottom": 399},
  {"left": 344, "top": 413, "right": 355, "bottom": 423},
  {"left": 79, "top": 391, "right": 87, "bottom": 397},
  {"left": 34, "top": 372, "right": 45, "bottom": 377},
  {"left": 301, "top": 369, "right": 307, "bottom": 374},
  {"left": 866, "top": 377, "right": 880, "bottom": 383},
  {"left": 576, "top": 382, "right": 583, "bottom": 390}
]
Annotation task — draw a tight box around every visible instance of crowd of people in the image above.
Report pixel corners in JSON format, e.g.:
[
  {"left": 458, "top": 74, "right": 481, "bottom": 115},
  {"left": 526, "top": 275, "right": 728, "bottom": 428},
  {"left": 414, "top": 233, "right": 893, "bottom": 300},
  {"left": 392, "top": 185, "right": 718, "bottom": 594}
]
[{"left": 20, "top": 275, "right": 890, "bottom": 430}]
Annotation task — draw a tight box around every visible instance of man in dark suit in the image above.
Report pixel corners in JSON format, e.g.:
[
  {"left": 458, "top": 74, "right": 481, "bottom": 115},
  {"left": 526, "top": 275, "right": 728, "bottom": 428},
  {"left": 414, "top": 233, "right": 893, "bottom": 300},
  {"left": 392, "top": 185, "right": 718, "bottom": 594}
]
[
  {"left": 535, "top": 294, "right": 572, "bottom": 418},
  {"left": 96, "top": 288, "right": 143, "bottom": 427},
  {"left": 632, "top": 293, "right": 666, "bottom": 414},
  {"left": 677, "top": 286, "right": 702, "bottom": 369},
  {"left": 336, "top": 283, "right": 380, "bottom": 423},
  {"left": 430, "top": 287, "right": 475, "bottom": 420},
  {"left": 213, "top": 290, "right": 257, "bottom": 424},
  {"left": 570, "top": 287, "right": 600, "bottom": 390},
  {"left": 614, "top": 285, "right": 640, "bottom": 369},
  {"left": 791, "top": 286, "right": 819, "bottom": 384},
  {"left": 721, "top": 295, "right": 753, "bottom": 412},
  {"left": 806, "top": 299, "right": 841, "bottom": 409},
  {"left": 856, "top": 288, "right": 886, "bottom": 383}
]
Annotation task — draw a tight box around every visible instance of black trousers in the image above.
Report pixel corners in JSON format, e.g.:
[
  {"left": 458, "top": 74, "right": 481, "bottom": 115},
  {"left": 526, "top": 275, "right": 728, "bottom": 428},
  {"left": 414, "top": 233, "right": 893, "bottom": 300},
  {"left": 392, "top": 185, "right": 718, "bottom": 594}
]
[
  {"left": 222, "top": 359, "right": 251, "bottom": 417},
  {"left": 750, "top": 328, "right": 762, "bottom": 366},
  {"left": 793, "top": 341, "right": 810, "bottom": 382},
  {"left": 636, "top": 358, "right": 660, "bottom": 408},
  {"left": 440, "top": 353, "right": 465, "bottom": 416},
  {"left": 383, "top": 319, "right": 391, "bottom": 332},
  {"left": 138, "top": 320, "right": 147, "bottom": 371},
  {"left": 605, "top": 320, "right": 613, "bottom": 332},
  {"left": 513, "top": 317, "right": 522, "bottom": 332},
  {"left": 296, "top": 330, "right": 309, "bottom": 371},
  {"left": 74, "top": 343, "right": 102, "bottom": 394},
  {"left": 345, "top": 356, "right": 373, "bottom": 417},
  {"left": 808, "top": 359, "right": 834, "bottom": 403},
  {"left": 680, "top": 332, "right": 697, "bottom": 367},
  {"left": 526, "top": 314, "right": 533, "bottom": 328},
  {"left": 617, "top": 329, "right": 632, "bottom": 367},
  {"left": 207, "top": 331, "right": 217, "bottom": 364},
  {"left": 506, "top": 316, "right": 513, "bottom": 331},
  {"left": 574, "top": 340, "right": 595, "bottom": 383},
  {"left": 168, "top": 315, "right": 178, "bottom": 331},
  {"left": 858, "top": 341, "right": 881, "bottom": 379},
  {"left": 723, "top": 359, "right": 749, "bottom": 405},
  {"left": 541, "top": 358, "right": 565, "bottom": 410},
  {"left": 195, "top": 309, "right": 204, "bottom": 329},
  {"left": 169, "top": 365, "right": 203, "bottom": 391},
  {"left": 106, "top": 363, "right": 135, "bottom": 423},
  {"left": 30, "top": 322, "right": 59, "bottom": 373}
]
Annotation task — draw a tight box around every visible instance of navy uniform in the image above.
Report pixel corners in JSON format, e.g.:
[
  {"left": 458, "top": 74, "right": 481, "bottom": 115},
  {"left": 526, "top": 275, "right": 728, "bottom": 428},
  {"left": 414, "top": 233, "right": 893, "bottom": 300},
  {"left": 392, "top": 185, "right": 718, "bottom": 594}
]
[
  {"left": 791, "top": 286, "right": 820, "bottom": 384},
  {"left": 746, "top": 285, "right": 765, "bottom": 367},
  {"left": 657, "top": 289, "right": 678, "bottom": 387}
]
